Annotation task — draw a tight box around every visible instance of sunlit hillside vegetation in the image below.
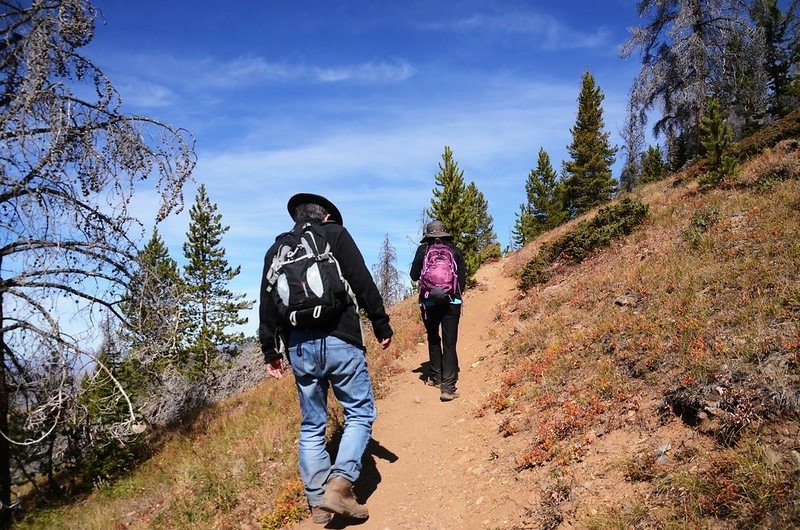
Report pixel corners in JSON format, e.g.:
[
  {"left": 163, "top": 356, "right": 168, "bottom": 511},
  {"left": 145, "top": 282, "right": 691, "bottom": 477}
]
[
  {"left": 491, "top": 132, "right": 800, "bottom": 528},
  {"left": 17, "top": 118, "right": 800, "bottom": 529}
]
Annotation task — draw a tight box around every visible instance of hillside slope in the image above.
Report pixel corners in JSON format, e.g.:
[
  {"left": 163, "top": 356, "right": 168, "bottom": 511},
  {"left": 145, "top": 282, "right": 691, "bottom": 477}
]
[
  {"left": 287, "top": 139, "right": 800, "bottom": 529},
  {"left": 17, "top": 137, "right": 799, "bottom": 529}
]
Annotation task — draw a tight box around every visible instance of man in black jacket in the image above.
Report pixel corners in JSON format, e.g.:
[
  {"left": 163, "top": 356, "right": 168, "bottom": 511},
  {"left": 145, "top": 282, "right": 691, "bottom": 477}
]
[
  {"left": 259, "top": 193, "right": 393, "bottom": 524},
  {"left": 410, "top": 220, "right": 466, "bottom": 401}
]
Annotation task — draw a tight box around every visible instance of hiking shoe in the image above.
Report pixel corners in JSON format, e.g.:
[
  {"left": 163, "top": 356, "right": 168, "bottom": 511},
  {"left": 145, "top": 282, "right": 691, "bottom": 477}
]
[
  {"left": 310, "top": 505, "right": 333, "bottom": 524},
  {"left": 319, "top": 476, "right": 368, "bottom": 519},
  {"left": 425, "top": 379, "right": 440, "bottom": 388},
  {"left": 440, "top": 391, "right": 459, "bottom": 401}
]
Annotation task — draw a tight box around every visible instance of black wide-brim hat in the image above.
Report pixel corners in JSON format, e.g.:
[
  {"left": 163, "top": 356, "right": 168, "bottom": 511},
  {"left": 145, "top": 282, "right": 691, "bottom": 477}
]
[
  {"left": 421, "top": 220, "right": 451, "bottom": 241},
  {"left": 287, "top": 193, "right": 343, "bottom": 225}
]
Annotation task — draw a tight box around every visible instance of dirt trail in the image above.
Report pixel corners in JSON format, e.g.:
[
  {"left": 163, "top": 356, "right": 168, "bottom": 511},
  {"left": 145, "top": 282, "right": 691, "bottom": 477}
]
[{"left": 291, "top": 259, "right": 522, "bottom": 529}]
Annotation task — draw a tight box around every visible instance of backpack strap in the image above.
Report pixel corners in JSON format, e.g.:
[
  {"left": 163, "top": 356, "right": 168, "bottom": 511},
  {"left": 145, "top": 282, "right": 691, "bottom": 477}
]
[{"left": 304, "top": 221, "right": 360, "bottom": 311}]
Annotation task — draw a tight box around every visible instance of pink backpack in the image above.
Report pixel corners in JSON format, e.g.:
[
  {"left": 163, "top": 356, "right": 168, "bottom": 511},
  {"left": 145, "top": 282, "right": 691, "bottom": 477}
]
[{"left": 419, "top": 240, "right": 459, "bottom": 304}]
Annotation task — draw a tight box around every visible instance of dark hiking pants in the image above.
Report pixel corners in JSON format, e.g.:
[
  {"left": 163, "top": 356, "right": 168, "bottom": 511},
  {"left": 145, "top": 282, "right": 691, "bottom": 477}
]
[{"left": 421, "top": 303, "right": 461, "bottom": 393}]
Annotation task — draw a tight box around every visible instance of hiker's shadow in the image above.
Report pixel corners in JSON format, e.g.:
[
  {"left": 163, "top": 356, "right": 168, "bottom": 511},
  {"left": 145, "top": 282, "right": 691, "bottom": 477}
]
[
  {"left": 412, "top": 360, "right": 433, "bottom": 384},
  {"left": 323, "top": 436, "right": 398, "bottom": 528}
]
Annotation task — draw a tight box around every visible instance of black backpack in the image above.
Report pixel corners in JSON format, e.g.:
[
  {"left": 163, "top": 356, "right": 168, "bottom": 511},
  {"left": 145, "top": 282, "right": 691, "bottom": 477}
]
[{"left": 265, "top": 222, "right": 355, "bottom": 327}]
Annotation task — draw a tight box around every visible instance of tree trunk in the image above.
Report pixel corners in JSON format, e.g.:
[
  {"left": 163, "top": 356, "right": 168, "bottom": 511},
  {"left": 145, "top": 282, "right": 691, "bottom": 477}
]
[{"left": 0, "top": 292, "right": 12, "bottom": 529}]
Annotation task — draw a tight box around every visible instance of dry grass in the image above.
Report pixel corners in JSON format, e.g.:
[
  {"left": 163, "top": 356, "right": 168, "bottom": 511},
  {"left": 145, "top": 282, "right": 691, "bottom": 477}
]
[
  {"left": 18, "top": 377, "right": 302, "bottom": 529},
  {"left": 486, "top": 138, "right": 800, "bottom": 527},
  {"left": 15, "top": 131, "right": 800, "bottom": 529},
  {"left": 15, "top": 294, "right": 426, "bottom": 529}
]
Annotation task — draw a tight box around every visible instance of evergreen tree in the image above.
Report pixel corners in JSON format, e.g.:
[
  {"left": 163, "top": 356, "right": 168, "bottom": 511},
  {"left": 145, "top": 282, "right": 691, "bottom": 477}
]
[
  {"left": 428, "top": 146, "right": 480, "bottom": 283},
  {"left": 750, "top": 0, "right": 799, "bottom": 118},
  {"left": 511, "top": 204, "right": 536, "bottom": 249},
  {"left": 78, "top": 321, "right": 137, "bottom": 485},
  {"left": 467, "top": 182, "right": 498, "bottom": 259},
  {"left": 513, "top": 147, "right": 568, "bottom": 249},
  {"left": 454, "top": 183, "right": 480, "bottom": 284},
  {"left": 182, "top": 185, "right": 253, "bottom": 378},
  {"left": 563, "top": 70, "right": 618, "bottom": 218},
  {"left": 699, "top": 99, "right": 738, "bottom": 187},
  {"left": 666, "top": 130, "right": 691, "bottom": 172},
  {"left": 640, "top": 145, "right": 669, "bottom": 184},
  {"left": 530, "top": 148, "right": 568, "bottom": 229},
  {"left": 429, "top": 146, "right": 467, "bottom": 234},
  {"left": 122, "top": 227, "right": 187, "bottom": 370},
  {"left": 371, "top": 234, "right": 405, "bottom": 306}
]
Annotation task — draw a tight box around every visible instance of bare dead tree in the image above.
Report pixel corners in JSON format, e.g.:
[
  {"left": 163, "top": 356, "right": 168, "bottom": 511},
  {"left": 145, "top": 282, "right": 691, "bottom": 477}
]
[
  {"left": 621, "top": 0, "right": 756, "bottom": 153},
  {"left": 371, "top": 234, "right": 406, "bottom": 306},
  {"left": 619, "top": 99, "right": 646, "bottom": 193},
  {"left": 0, "top": 0, "right": 195, "bottom": 522}
]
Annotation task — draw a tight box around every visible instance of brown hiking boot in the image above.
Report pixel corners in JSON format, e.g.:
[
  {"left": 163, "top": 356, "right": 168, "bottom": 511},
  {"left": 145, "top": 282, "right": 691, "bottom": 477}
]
[
  {"left": 319, "top": 476, "right": 369, "bottom": 519},
  {"left": 310, "top": 505, "right": 333, "bottom": 524}
]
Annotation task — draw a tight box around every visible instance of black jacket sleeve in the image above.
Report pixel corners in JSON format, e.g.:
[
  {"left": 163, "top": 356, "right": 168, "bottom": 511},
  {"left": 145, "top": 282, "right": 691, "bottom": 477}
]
[
  {"left": 329, "top": 224, "right": 394, "bottom": 341},
  {"left": 409, "top": 244, "right": 426, "bottom": 282},
  {"left": 258, "top": 240, "right": 283, "bottom": 363},
  {"left": 453, "top": 245, "right": 467, "bottom": 295}
]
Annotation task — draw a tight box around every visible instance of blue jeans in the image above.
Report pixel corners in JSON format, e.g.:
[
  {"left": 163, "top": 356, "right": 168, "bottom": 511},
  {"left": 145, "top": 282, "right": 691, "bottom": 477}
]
[{"left": 288, "top": 330, "right": 376, "bottom": 506}]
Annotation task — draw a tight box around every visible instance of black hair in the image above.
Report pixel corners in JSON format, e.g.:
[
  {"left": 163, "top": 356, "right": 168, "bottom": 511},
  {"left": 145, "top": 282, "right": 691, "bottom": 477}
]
[{"left": 292, "top": 203, "right": 329, "bottom": 222}]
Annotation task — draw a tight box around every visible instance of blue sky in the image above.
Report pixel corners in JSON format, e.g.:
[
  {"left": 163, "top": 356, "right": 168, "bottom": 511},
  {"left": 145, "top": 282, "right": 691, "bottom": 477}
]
[{"left": 86, "top": 0, "right": 645, "bottom": 334}]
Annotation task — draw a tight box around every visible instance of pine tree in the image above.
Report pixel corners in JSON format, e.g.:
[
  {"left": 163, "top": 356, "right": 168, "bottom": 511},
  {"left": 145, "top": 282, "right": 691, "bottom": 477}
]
[
  {"left": 429, "top": 146, "right": 467, "bottom": 234},
  {"left": 182, "top": 185, "right": 253, "bottom": 378},
  {"left": 699, "top": 99, "right": 738, "bottom": 188},
  {"left": 123, "top": 227, "right": 187, "bottom": 370},
  {"left": 750, "top": 0, "right": 800, "bottom": 118},
  {"left": 468, "top": 182, "right": 499, "bottom": 261},
  {"left": 78, "top": 320, "right": 137, "bottom": 484},
  {"left": 511, "top": 204, "right": 536, "bottom": 249},
  {"left": 666, "top": 130, "right": 691, "bottom": 172},
  {"left": 563, "top": 70, "right": 618, "bottom": 218},
  {"left": 529, "top": 148, "right": 567, "bottom": 229},
  {"left": 513, "top": 147, "right": 568, "bottom": 249},
  {"left": 640, "top": 145, "right": 669, "bottom": 184},
  {"left": 428, "top": 146, "right": 480, "bottom": 284}
]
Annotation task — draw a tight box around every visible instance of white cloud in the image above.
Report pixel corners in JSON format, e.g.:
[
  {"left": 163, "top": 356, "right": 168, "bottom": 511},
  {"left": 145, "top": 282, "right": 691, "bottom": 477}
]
[
  {"left": 422, "top": 11, "right": 612, "bottom": 51},
  {"left": 117, "top": 80, "right": 176, "bottom": 108},
  {"left": 215, "top": 57, "right": 306, "bottom": 85},
  {"left": 101, "top": 52, "right": 415, "bottom": 90},
  {"left": 313, "top": 61, "right": 416, "bottom": 83}
]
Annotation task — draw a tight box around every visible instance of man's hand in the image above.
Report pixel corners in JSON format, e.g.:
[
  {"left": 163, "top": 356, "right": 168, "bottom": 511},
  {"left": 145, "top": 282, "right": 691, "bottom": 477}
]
[
  {"left": 266, "top": 358, "right": 286, "bottom": 379},
  {"left": 380, "top": 337, "right": 392, "bottom": 350}
]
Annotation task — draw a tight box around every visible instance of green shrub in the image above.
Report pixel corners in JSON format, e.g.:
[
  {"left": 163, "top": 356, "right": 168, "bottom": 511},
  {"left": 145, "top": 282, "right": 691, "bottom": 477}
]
[
  {"left": 518, "top": 197, "right": 648, "bottom": 290},
  {"left": 551, "top": 197, "right": 649, "bottom": 263},
  {"left": 681, "top": 207, "right": 720, "bottom": 247},
  {"left": 81, "top": 439, "right": 138, "bottom": 490},
  {"left": 736, "top": 108, "right": 800, "bottom": 160},
  {"left": 519, "top": 253, "right": 552, "bottom": 291},
  {"left": 480, "top": 242, "right": 502, "bottom": 263}
]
